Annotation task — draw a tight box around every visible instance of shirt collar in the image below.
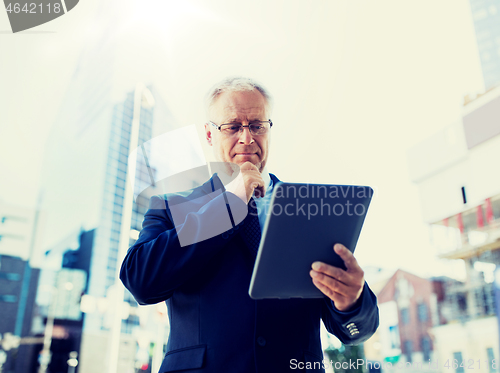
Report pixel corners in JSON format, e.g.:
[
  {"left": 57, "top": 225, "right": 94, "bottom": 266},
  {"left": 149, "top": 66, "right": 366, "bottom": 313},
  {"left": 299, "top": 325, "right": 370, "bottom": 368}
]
[{"left": 261, "top": 166, "right": 272, "bottom": 193}]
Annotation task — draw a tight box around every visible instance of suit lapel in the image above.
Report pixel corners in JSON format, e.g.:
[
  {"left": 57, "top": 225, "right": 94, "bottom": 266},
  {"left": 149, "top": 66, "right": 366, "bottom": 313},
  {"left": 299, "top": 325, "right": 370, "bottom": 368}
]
[{"left": 198, "top": 173, "right": 225, "bottom": 197}]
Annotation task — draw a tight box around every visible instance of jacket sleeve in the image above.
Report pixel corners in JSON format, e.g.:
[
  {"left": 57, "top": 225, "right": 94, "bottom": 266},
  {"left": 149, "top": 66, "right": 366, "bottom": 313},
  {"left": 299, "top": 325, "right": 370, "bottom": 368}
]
[
  {"left": 320, "top": 282, "right": 379, "bottom": 345},
  {"left": 120, "top": 191, "right": 247, "bottom": 305}
]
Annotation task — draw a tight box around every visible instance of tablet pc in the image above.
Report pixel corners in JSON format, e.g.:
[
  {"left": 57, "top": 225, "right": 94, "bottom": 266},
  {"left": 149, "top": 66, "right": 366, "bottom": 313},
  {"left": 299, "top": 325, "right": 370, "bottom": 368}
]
[{"left": 248, "top": 182, "right": 373, "bottom": 299}]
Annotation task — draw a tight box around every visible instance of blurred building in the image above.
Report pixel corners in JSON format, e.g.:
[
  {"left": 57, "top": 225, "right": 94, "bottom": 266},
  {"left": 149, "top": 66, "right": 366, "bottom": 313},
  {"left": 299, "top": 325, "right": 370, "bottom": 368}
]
[
  {"left": 468, "top": 0, "right": 500, "bottom": 90},
  {"left": 0, "top": 255, "right": 41, "bottom": 373},
  {"left": 37, "top": 81, "right": 182, "bottom": 373},
  {"left": 26, "top": 7, "right": 208, "bottom": 371},
  {"left": 0, "top": 202, "right": 44, "bottom": 373},
  {"left": 32, "top": 23, "right": 201, "bottom": 367},
  {"left": 0, "top": 202, "right": 43, "bottom": 262},
  {"left": 29, "top": 230, "right": 92, "bottom": 373},
  {"left": 32, "top": 19, "right": 212, "bottom": 366},
  {"left": 408, "top": 85, "right": 500, "bottom": 369},
  {"left": 363, "top": 268, "right": 436, "bottom": 371},
  {"left": 430, "top": 276, "right": 468, "bottom": 326}
]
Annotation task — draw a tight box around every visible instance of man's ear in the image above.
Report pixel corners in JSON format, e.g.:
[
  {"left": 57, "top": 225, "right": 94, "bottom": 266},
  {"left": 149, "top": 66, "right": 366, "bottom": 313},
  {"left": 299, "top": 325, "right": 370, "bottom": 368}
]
[{"left": 204, "top": 123, "right": 213, "bottom": 146}]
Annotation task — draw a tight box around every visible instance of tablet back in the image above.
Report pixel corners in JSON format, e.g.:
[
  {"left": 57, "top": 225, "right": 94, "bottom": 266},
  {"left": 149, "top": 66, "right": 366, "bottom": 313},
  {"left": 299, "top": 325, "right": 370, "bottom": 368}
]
[{"left": 249, "top": 182, "right": 373, "bottom": 299}]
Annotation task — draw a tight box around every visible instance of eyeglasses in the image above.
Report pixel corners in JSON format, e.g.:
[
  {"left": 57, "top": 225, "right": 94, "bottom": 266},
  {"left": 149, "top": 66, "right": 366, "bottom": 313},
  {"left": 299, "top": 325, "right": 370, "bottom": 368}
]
[{"left": 209, "top": 120, "right": 273, "bottom": 136}]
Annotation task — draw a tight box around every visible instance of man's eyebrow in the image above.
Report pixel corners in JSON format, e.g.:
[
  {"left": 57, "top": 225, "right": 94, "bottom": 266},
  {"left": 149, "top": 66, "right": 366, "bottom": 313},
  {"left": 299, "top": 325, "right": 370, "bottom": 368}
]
[
  {"left": 223, "top": 118, "right": 266, "bottom": 123},
  {"left": 224, "top": 118, "right": 241, "bottom": 123}
]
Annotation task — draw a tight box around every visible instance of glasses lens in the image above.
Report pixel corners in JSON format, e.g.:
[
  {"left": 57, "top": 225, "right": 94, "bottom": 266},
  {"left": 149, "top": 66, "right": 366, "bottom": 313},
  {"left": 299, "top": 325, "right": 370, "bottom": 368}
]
[
  {"left": 221, "top": 124, "right": 242, "bottom": 135},
  {"left": 219, "top": 122, "right": 270, "bottom": 136},
  {"left": 249, "top": 122, "right": 269, "bottom": 135}
]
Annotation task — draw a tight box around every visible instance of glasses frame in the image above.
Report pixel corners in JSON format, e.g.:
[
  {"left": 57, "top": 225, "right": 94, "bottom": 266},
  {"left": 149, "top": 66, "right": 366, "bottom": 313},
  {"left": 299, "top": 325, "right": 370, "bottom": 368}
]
[{"left": 209, "top": 119, "right": 273, "bottom": 136}]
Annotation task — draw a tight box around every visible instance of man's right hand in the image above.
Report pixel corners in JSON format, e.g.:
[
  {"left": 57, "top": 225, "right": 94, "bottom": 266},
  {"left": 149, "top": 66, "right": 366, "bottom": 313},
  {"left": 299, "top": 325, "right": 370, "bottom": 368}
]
[
  {"left": 225, "top": 161, "right": 265, "bottom": 203},
  {"left": 239, "top": 162, "right": 265, "bottom": 202}
]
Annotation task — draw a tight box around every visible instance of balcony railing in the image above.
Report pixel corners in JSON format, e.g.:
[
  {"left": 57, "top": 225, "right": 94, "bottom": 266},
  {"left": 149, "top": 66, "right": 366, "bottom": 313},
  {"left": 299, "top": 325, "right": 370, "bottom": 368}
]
[{"left": 433, "top": 220, "right": 500, "bottom": 260}]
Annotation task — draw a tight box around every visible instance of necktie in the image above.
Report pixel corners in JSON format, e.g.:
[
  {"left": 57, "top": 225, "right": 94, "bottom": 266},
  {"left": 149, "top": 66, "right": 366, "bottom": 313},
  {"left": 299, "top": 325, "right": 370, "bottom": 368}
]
[{"left": 241, "top": 197, "right": 261, "bottom": 254}]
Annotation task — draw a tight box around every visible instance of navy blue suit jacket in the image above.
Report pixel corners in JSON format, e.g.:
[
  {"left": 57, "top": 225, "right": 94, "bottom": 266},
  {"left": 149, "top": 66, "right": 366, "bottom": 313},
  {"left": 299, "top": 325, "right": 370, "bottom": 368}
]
[{"left": 120, "top": 173, "right": 379, "bottom": 372}]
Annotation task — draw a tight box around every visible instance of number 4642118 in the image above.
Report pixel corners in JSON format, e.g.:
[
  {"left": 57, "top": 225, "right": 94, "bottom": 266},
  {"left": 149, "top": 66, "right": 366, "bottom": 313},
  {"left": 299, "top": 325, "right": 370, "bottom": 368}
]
[
  {"left": 443, "top": 359, "right": 497, "bottom": 370},
  {"left": 5, "top": 3, "right": 62, "bottom": 13}
]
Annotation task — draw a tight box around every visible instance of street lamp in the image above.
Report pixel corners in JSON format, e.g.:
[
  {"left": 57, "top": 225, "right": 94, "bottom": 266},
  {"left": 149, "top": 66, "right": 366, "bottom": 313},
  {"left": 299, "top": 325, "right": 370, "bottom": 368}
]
[
  {"left": 0, "top": 349, "right": 6, "bottom": 373},
  {"left": 37, "top": 278, "right": 76, "bottom": 373},
  {"left": 38, "top": 286, "right": 57, "bottom": 373},
  {"left": 66, "top": 351, "right": 78, "bottom": 373},
  {"left": 0, "top": 333, "right": 21, "bottom": 373}
]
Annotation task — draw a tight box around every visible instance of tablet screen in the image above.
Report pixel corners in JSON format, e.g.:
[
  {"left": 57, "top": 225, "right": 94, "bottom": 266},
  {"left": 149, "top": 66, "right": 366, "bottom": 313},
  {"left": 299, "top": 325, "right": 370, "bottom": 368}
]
[{"left": 249, "top": 182, "right": 373, "bottom": 299}]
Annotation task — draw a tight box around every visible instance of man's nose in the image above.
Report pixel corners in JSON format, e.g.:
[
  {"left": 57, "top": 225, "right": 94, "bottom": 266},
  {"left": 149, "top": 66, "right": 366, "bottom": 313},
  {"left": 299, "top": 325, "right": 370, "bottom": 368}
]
[{"left": 238, "top": 126, "right": 254, "bottom": 144}]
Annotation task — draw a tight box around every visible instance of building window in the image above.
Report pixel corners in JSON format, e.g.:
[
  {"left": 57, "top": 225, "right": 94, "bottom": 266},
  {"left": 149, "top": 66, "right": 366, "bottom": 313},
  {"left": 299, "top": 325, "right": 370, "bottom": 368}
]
[
  {"left": 389, "top": 325, "right": 400, "bottom": 349},
  {"left": 477, "top": 205, "right": 485, "bottom": 228},
  {"left": 462, "top": 208, "right": 478, "bottom": 234},
  {"left": 453, "top": 352, "right": 464, "bottom": 373},
  {"left": 404, "top": 340, "right": 412, "bottom": 363},
  {"left": 473, "top": 8, "right": 488, "bottom": 21},
  {"left": 418, "top": 303, "right": 428, "bottom": 322},
  {"left": 487, "top": 348, "right": 496, "bottom": 373},
  {"left": 491, "top": 196, "right": 500, "bottom": 221},
  {"left": 401, "top": 308, "right": 410, "bottom": 324},
  {"left": 421, "top": 336, "right": 431, "bottom": 361},
  {"left": 0, "top": 295, "right": 17, "bottom": 302}
]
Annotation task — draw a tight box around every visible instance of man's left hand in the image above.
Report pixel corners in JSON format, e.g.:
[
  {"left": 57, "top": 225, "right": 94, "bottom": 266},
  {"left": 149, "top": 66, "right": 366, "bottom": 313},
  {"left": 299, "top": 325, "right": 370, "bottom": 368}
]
[{"left": 310, "top": 244, "right": 365, "bottom": 312}]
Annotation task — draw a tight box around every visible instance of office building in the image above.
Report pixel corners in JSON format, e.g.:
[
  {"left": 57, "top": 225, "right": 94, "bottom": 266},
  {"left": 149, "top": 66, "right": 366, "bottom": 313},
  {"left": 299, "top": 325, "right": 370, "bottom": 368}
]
[
  {"left": 37, "top": 78, "right": 184, "bottom": 372},
  {"left": 0, "top": 255, "right": 41, "bottom": 373},
  {"left": 0, "top": 202, "right": 43, "bottom": 261},
  {"left": 363, "top": 269, "right": 436, "bottom": 370},
  {"left": 469, "top": 0, "right": 500, "bottom": 90},
  {"left": 408, "top": 84, "right": 500, "bottom": 367},
  {"left": 0, "top": 202, "right": 44, "bottom": 373}
]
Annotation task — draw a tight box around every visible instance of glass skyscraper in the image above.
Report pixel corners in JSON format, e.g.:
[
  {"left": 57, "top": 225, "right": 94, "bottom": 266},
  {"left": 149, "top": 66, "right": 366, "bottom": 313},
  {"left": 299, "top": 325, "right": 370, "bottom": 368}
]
[
  {"left": 38, "top": 80, "right": 185, "bottom": 372},
  {"left": 35, "top": 28, "right": 185, "bottom": 367},
  {"left": 469, "top": 0, "right": 500, "bottom": 89}
]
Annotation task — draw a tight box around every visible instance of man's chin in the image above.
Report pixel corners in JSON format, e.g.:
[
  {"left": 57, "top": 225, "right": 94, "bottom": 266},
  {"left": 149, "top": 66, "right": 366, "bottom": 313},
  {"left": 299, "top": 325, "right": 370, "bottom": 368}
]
[
  {"left": 234, "top": 159, "right": 262, "bottom": 170},
  {"left": 213, "top": 158, "right": 264, "bottom": 174},
  {"left": 234, "top": 154, "right": 258, "bottom": 162}
]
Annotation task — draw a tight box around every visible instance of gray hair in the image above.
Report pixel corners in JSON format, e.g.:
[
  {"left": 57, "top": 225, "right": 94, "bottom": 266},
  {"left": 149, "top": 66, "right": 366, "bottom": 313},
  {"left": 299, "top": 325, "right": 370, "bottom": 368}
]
[{"left": 206, "top": 76, "right": 273, "bottom": 118}]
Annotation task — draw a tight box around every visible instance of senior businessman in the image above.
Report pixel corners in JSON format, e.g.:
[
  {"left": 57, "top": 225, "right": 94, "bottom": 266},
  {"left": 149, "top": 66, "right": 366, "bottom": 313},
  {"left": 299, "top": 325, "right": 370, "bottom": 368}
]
[{"left": 120, "top": 77, "right": 379, "bottom": 372}]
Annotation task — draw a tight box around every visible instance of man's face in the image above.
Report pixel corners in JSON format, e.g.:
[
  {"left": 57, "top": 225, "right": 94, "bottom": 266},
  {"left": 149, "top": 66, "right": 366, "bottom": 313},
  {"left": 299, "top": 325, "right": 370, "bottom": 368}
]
[{"left": 205, "top": 89, "right": 270, "bottom": 172}]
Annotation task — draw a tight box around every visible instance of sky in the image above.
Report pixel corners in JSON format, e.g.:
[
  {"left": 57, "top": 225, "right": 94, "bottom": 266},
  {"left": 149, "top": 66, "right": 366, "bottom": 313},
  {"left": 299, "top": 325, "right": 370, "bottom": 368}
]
[{"left": 0, "top": 0, "right": 486, "bottom": 280}]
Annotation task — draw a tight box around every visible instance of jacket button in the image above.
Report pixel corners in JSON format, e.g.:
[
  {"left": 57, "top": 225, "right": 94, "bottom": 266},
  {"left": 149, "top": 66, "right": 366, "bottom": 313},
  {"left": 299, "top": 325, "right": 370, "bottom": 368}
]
[
  {"left": 257, "top": 337, "right": 266, "bottom": 347},
  {"left": 222, "top": 232, "right": 229, "bottom": 239}
]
